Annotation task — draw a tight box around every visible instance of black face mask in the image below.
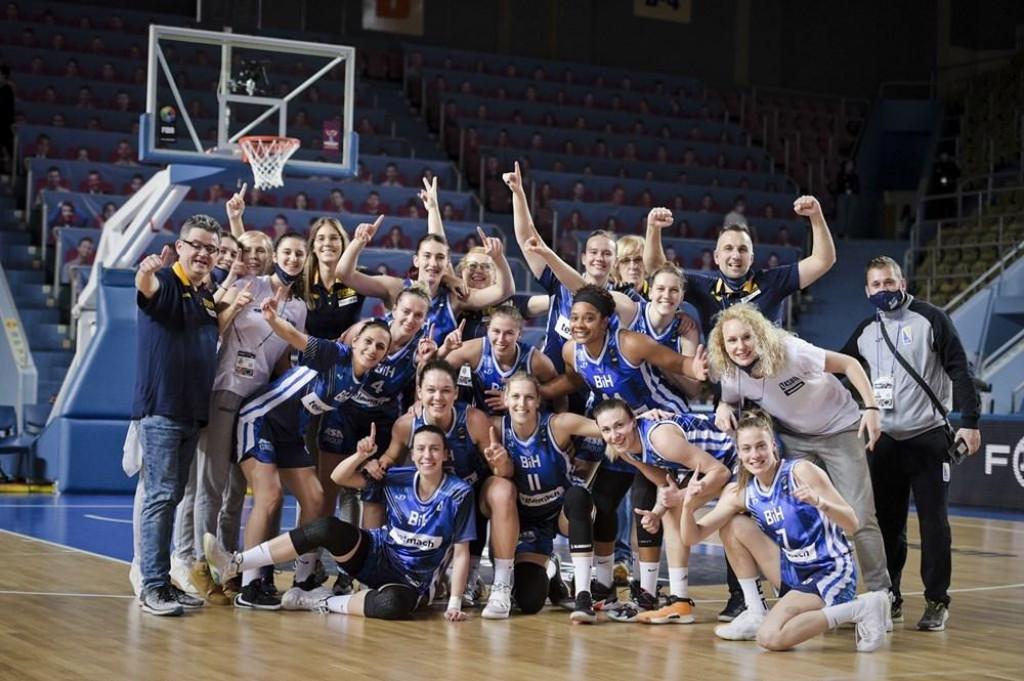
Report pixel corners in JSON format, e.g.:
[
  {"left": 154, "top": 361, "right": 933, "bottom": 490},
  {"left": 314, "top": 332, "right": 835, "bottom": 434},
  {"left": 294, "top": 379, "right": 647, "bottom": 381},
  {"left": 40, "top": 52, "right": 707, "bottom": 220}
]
[
  {"left": 736, "top": 356, "right": 761, "bottom": 375},
  {"left": 274, "top": 263, "right": 299, "bottom": 286}
]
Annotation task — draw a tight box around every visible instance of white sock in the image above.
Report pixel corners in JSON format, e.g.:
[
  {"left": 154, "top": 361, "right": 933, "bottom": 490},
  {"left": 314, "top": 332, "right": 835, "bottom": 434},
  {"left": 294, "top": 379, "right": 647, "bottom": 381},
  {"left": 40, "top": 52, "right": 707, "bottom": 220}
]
[
  {"left": 324, "top": 594, "right": 352, "bottom": 614},
  {"left": 668, "top": 567, "right": 689, "bottom": 598},
  {"left": 823, "top": 599, "right": 859, "bottom": 629},
  {"left": 492, "top": 558, "right": 514, "bottom": 588},
  {"left": 639, "top": 561, "right": 659, "bottom": 597},
  {"left": 468, "top": 555, "right": 482, "bottom": 586},
  {"left": 594, "top": 554, "right": 613, "bottom": 588},
  {"left": 572, "top": 555, "right": 594, "bottom": 593},
  {"left": 739, "top": 577, "right": 768, "bottom": 615},
  {"left": 294, "top": 552, "right": 317, "bottom": 583},
  {"left": 241, "top": 568, "right": 260, "bottom": 587},
  {"left": 237, "top": 542, "right": 274, "bottom": 573}
]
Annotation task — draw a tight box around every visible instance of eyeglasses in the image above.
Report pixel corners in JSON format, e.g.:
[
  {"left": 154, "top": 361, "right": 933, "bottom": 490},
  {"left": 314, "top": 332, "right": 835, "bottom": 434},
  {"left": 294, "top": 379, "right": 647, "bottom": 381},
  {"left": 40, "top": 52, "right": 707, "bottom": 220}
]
[
  {"left": 464, "top": 261, "right": 493, "bottom": 271},
  {"left": 619, "top": 256, "right": 643, "bottom": 265},
  {"left": 180, "top": 239, "right": 219, "bottom": 256}
]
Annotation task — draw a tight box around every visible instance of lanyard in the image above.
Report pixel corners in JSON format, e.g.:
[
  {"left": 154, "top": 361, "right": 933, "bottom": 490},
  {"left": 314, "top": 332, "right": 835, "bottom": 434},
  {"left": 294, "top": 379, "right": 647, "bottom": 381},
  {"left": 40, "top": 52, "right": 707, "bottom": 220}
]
[{"left": 874, "top": 313, "right": 901, "bottom": 378}]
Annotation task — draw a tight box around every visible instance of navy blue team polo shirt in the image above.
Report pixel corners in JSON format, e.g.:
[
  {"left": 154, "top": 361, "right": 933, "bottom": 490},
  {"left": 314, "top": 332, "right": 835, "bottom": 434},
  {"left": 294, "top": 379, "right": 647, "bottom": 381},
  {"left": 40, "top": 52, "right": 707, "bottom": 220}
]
[
  {"left": 684, "top": 263, "right": 800, "bottom": 331},
  {"left": 132, "top": 262, "right": 219, "bottom": 425}
]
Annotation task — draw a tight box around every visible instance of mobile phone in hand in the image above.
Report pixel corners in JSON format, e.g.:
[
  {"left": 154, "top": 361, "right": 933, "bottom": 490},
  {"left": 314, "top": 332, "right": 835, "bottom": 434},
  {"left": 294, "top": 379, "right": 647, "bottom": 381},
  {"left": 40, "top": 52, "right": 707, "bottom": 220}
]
[{"left": 947, "top": 437, "right": 969, "bottom": 465}]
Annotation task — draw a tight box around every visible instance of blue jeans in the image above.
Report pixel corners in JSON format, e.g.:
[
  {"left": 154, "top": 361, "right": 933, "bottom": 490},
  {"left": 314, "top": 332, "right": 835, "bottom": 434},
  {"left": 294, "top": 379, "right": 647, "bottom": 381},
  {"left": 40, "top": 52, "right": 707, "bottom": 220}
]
[
  {"left": 139, "top": 415, "right": 200, "bottom": 593},
  {"left": 614, "top": 490, "right": 632, "bottom": 564}
]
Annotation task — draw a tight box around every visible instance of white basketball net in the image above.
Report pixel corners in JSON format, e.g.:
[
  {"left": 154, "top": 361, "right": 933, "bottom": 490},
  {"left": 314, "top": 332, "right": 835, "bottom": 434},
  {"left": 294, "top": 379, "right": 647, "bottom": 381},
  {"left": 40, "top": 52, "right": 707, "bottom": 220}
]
[{"left": 239, "top": 136, "right": 301, "bottom": 190}]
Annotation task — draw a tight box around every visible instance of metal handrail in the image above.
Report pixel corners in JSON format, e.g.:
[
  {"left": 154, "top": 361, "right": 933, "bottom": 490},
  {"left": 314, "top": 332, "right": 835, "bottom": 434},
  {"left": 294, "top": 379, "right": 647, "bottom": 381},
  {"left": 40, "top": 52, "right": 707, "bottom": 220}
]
[{"left": 944, "top": 239, "right": 1024, "bottom": 311}]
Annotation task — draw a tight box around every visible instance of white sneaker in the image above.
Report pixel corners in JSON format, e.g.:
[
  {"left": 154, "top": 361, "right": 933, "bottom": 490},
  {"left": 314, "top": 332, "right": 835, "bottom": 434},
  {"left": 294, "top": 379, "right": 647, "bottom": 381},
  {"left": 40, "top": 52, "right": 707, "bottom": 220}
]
[
  {"left": 854, "top": 591, "right": 889, "bottom": 653},
  {"left": 714, "top": 608, "right": 765, "bottom": 640},
  {"left": 129, "top": 560, "right": 142, "bottom": 597},
  {"left": 482, "top": 583, "right": 512, "bottom": 619},
  {"left": 282, "top": 585, "right": 332, "bottom": 612},
  {"left": 170, "top": 555, "right": 200, "bottom": 595},
  {"left": 203, "top": 532, "right": 240, "bottom": 585}
]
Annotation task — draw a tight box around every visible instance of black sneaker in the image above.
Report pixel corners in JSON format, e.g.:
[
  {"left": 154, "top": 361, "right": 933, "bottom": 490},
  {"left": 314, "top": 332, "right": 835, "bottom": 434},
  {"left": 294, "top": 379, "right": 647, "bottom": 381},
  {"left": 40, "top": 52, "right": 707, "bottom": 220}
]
[
  {"left": 916, "top": 600, "right": 949, "bottom": 631},
  {"left": 235, "top": 578, "right": 282, "bottom": 611},
  {"left": 628, "top": 579, "right": 659, "bottom": 611},
  {"left": 591, "top": 579, "right": 618, "bottom": 610},
  {"left": 140, "top": 584, "right": 185, "bottom": 617},
  {"left": 169, "top": 583, "right": 205, "bottom": 609},
  {"left": 569, "top": 591, "right": 597, "bottom": 624},
  {"left": 548, "top": 558, "right": 572, "bottom": 608},
  {"left": 292, "top": 575, "right": 320, "bottom": 592},
  {"left": 333, "top": 571, "right": 354, "bottom": 596},
  {"left": 718, "top": 591, "right": 746, "bottom": 622},
  {"left": 891, "top": 594, "right": 904, "bottom": 623}
]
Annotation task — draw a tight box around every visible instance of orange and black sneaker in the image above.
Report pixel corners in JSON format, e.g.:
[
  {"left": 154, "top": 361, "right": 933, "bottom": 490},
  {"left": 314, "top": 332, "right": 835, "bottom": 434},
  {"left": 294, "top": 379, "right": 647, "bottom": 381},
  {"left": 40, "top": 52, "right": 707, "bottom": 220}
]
[{"left": 636, "top": 595, "right": 696, "bottom": 624}]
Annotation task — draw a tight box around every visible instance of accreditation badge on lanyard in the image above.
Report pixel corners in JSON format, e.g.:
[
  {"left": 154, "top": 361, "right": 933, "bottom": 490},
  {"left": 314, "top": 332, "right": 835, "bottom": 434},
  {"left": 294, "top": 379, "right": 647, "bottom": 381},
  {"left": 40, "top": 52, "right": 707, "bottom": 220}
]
[
  {"left": 872, "top": 376, "right": 895, "bottom": 410},
  {"left": 234, "top": 350, "right": 257, "bottom": 377}
]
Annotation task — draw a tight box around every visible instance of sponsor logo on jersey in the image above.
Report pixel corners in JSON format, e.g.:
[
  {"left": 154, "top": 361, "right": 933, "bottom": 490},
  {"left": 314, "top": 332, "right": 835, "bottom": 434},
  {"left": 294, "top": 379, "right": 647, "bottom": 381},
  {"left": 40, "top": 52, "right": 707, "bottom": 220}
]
[
  {"left": 783, "top": 545, "right": 818, "bottom": 564},
  {"left": 389, "top": 527, "right": 443, "bottom": 550},
  {"left": 519, "top": 486, "right": 565, "bottom": 507}
]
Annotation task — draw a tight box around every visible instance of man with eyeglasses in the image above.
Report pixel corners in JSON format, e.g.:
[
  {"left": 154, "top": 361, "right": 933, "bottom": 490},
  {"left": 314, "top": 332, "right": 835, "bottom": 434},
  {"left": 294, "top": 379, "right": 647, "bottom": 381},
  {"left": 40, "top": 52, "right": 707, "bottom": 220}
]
[{"left": 133, "top": 214, "right": 222, "bottom": 616}]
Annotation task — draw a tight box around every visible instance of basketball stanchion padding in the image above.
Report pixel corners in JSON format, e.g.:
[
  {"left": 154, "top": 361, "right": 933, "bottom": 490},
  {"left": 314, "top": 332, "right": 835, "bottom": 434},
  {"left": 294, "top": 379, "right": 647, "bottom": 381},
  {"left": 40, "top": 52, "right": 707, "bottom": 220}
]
[{"left": 239, "top": 136, "right": 301, "bottom": 190}]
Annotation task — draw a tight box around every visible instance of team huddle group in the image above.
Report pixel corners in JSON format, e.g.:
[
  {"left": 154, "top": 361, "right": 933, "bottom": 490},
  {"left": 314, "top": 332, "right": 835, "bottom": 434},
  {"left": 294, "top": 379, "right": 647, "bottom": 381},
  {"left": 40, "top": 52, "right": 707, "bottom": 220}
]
[{"left": 130, "top": 160, "right": 982, "bottom": 654}]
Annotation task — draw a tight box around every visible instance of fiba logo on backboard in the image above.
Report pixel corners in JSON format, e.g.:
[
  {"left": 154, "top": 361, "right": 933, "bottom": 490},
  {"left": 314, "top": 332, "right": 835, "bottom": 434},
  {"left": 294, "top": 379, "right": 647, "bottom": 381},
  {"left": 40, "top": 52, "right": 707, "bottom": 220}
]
[{"left": 159, "top": 105, "right": 178, "bottom": 144}]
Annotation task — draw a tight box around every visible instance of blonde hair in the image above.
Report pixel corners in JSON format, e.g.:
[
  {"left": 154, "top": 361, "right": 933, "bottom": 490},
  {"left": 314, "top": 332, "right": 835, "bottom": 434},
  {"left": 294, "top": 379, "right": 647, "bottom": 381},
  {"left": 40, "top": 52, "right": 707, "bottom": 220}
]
[
  {"left": 707, "top": 303, "right": 791, "bottom": 379},
  {"left": 237, "top": 231, "right": 274, "bottom": 275},
  {"left": 612, "top": 235, "right": 645, "bottom": 285}
]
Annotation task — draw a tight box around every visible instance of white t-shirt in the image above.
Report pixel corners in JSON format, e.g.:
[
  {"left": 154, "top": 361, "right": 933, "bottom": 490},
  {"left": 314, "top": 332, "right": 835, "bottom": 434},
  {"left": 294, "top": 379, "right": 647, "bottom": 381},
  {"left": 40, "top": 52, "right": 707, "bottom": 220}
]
[
  {"left": 720, "top": 335, "right": 861, "bottom": 436},
  {"left": 213, "top": 275, "right": 308, "bottom": 397}
]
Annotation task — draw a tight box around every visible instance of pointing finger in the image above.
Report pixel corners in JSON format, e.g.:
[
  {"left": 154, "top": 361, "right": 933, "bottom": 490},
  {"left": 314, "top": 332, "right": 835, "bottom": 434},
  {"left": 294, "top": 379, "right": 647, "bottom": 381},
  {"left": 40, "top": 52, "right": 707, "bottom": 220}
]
[
  {"left": 489, "top": 426, "right": 498, "bottom": 446},
  {"left": 369, "top": 422, "right": 376, "bottom": 441}
]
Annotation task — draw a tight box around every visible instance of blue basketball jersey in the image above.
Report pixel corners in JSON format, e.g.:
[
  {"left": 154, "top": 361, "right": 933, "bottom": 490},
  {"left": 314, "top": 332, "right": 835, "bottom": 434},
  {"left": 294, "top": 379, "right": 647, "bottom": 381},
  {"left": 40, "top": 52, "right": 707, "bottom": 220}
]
[
  {"left": 409, "top": 401, "right": 487, "bottom": 484},
  {"left": 635, "top": 415, "right": 737, "bottom": 474},
  {"left": 404, "top": 278, "right": 456, "bottom": 345},
  {"left": 745, "top": 459, "right": 853, "bottom": 575},
  {"left": 574, "top": 328, "right": 690, "bottom": 413},
  {"left": 502, "top": 412, "right": 581, "bottom": 523},
  {"left": 294, "top": 337, "right": 371, "bottom": 412},
  {"left": 537, "top": 267, "right": 624, "bottom": 374},
  {"left": 471, "top": 336, "right": 536, "bottom": 415},
  {"left": 629, "top": 300, "right": 686, "bottom": 350},
  {"left": 373, "top": 466, "right": 477, "bottom": 594},
  {"left": 349, "top": 328, "right": 423, "bottom": 418}
]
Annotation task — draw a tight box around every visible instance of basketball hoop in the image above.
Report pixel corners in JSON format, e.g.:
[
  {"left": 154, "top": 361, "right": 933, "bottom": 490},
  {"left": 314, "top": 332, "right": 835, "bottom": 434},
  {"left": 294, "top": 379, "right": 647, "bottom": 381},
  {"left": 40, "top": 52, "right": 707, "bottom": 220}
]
[{"left": 238, "top": 136, "right": 300, "bottom": 190}]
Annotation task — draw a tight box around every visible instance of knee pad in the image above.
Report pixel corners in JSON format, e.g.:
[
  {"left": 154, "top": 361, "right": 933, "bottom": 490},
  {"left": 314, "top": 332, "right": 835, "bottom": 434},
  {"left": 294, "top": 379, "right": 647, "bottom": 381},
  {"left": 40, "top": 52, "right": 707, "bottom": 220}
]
[
  {"left": 636, "top": 519, "right": 663, "bottom": 548},
  {"left": 591, "top": 498, "right": 619, "bottom": 543},
  {"left": 364, "top": 583, "right": 418, "bottom": 620},
  {"left": 563, "top": 486, "right": 594, "bottom": 553},
  {"left": 512, "top": 562, "right": 549, "bottom": 615},
  {"left": 289, "top": 516, "right": 360, "bottom": 557}
]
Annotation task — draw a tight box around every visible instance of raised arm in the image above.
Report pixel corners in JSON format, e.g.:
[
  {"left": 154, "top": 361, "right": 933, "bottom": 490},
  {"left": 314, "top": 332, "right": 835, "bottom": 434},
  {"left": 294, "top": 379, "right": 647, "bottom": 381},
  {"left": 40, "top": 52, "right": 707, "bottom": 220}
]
[
  {"left": 502, "top": 162, "right": 548, "bottom": 279},
  {"left": 226, "top": 182, "right": 247, "bottom": 238},
  {"left": 650, "top": 425, "right": 732, "bottom": 501},
  {"left": 217, "top": 279, "right": 254, "bottom": 336},
  {"left": 261, "top": 290, "right": 308, "bottom": 352},
  {"left": 793, "top": 196, "right": 836, "bottom": 288},
  {"left": 334, "top": 215, "right": 405, "bottom": 307},
  {"left": 455, "top": 227, "right": 515, "bottom": 311},
  {"left": 330, "top": 423, "right": 380, "bottom": 489},
  {"left": 476, "top": 419, "right": 514, "bottom": 479},
  {"left": 362, "top": 415, "right": 412, "bottom": 481},
  {"left": 643, "top": 207, "right": 673, "bottom": 272},
  {"left": 135, "top": 249, "right": 165, "bottom": 299},
  {"left": 419, "top": 175, "right": 445, "bottom": 238}
]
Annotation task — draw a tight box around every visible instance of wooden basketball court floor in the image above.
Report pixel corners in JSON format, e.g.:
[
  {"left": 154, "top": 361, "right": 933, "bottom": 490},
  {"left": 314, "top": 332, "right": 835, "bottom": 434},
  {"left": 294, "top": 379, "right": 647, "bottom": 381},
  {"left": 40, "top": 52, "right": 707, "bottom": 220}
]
[{"left": 0, "top": 495, "right": 1022, "bottom": 681}]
